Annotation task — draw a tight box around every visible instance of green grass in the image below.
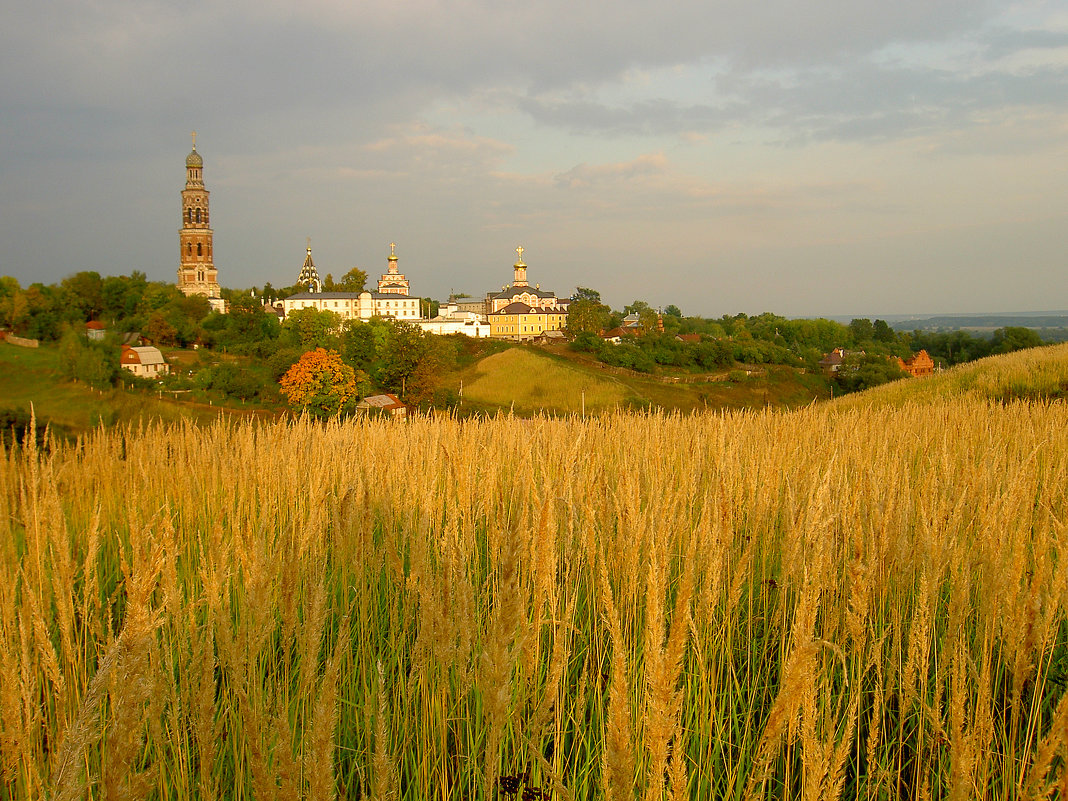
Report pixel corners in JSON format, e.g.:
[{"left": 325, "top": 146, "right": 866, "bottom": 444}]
[
  {"left": 0, "top": 341, "right": 271, "bottom": 434},
  {"left": 457, "top": 347, "right": 632, "bottom": 413}
]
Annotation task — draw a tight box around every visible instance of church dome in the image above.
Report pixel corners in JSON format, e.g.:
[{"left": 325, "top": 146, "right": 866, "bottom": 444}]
[{"left": 186, "top": 148, "right": 203, "bottom": 168}]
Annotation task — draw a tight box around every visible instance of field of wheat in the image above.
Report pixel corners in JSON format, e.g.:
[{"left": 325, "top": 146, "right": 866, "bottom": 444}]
[{"left": 2, "top": 395, "right": 1067, "bottom": 799}]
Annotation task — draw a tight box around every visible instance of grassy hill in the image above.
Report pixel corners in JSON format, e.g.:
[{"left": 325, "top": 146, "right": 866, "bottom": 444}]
[
  {"left": 0, "top": 341, "right": 274, "bottom": 437},
  {"left": 2, "top": 337, "right": 832, "bottom": 433},
  {"left": 836, "top": 342, "right": 1068, "bottom": 407},
  {"left": 445, "top": 344, "right": 830, "bottom": 415}
]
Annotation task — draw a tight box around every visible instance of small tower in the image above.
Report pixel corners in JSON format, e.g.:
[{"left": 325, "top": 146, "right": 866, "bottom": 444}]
[
  {"left": 377, "top": 242, "right": 411, "bottom": 296},
  {"left": 296, "top": 239, "right": 322, "bottom": 293},
  {"left": 177, "top": 132, "right": 221, "bottom": 298},
  {"left": 512, "top": 245, "right": 529, "bottom": 287}
]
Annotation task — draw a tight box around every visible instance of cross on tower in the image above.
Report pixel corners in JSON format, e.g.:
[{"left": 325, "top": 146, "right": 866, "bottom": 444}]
[
  {"left": 516, "top": 245, "right": 524, "bottom": 262},
  {"left": 191, "top": 130, "right": 197, "bottom": 149}
]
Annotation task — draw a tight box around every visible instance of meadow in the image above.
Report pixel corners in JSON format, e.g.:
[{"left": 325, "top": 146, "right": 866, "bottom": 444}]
[{"left": 1, "top": 350, "right": 1067, "bottom": 799}]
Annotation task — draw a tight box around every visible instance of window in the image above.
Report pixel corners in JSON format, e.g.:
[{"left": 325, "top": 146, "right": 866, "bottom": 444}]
[
  {"left": 197, "top": 243, "right": 203, "bottom": 256},
  {"left": 196, "top": 208, "right": 202, "bottom": 224}
]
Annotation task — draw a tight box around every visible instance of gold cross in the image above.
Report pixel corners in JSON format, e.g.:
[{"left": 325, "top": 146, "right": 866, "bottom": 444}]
[
  {"left": 390, "top": 242, "right": 396, "bottom": 256},
  {"left": 306, "top": 236, "right": 311, "bottom": 252},
  {"left": 516, "top": 245, "right": 524, "bottom": 261},
  {"left": 191, "top": 130, "right": 197, "bottom": 149}
]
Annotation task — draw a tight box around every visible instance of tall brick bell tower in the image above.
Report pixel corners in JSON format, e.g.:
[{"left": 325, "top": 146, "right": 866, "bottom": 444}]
[{"left": 177, "top": 132, "right": 221, "bottom": 298}]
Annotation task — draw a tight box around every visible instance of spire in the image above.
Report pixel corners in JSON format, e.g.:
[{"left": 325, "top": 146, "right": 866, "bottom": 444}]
[
  {"left": 297, "top": 239, "right": 321, "bottom": 293},
  {"left": 512, "top": 245, "right": 529, "bottom": 287},
  {"left": 185, "top": 130, "right": 203, "bottom": 172},
  {"left": 388, "top": 242, "right": 398, "bottom": 274}
]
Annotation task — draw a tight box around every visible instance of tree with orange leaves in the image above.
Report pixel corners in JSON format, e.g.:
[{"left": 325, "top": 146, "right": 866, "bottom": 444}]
[{"left": 278, "top": 347, "right": 359, "bottom": 417}]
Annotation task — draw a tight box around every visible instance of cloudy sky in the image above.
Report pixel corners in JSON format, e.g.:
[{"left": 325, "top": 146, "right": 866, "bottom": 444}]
[{"left": 2, "top": 0, "right": 1066, "bottom": 317}]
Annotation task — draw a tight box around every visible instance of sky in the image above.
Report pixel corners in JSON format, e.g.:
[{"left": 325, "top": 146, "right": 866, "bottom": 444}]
[{"left": 1, "top": 0, "right": 1066, "bottom": 318}]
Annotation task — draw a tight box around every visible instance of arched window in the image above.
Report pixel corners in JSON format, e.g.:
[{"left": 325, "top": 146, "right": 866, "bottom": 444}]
[
  {"left": 196, "top": 208, "right": 202, "bottom": 224},
  {"left": 197, "top": 243, "right": 203, "bottom": 256},
  {"left": 187, "top": 243, "right": 192, "bottom": 256},
  {"left": 186, "top": 209, "right": 192, "bottom": 224}
]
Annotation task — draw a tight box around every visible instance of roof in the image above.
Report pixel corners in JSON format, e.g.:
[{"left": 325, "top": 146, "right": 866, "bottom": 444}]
[
  {"left": 490, "top": 285, "right": 558, "bottom": 300},
  {"left": 676, "top": 333, "right": 702, "bottom": 344},
  {"left": 358, "top": 393, "right": 406, "bottom": 410},
  {"left": 121, "top": 346, "right": 166, "bottom": 365},
  {"left": 85, "top": 321, "right": 106, "bottom": 330},
  {"left": 489, "top": 301, "right": 569, "bottom": 316},
  {"left": 296, "top": 247, "right": 321, "bottom": 289},
  {"left": 285, "top": 290, "right": 409, "bottom": 301}
]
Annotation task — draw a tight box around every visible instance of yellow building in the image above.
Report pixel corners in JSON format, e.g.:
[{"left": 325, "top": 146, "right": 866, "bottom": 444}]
[
  {"left": 488, "top": 302, "right": 568, "bottom": 341},
  {"left": 485, "top": 246, "right": 569, "bottom": 314}
]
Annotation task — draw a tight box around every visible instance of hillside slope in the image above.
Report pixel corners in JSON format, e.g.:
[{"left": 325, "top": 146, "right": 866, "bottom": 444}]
[{"left": 836, "top": 342, "right": 1068, "bottom": 407}]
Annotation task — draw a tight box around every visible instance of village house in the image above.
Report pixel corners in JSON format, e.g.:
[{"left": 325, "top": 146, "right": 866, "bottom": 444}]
[
  {"left": 120, "top": 345, "right": 169, "bottom": 378},
  {"left": 896, "top": 349, "right": 935, "bottom": 377},
  {"left": 356, "top": 393, "right": 407, "bottom": 418}
]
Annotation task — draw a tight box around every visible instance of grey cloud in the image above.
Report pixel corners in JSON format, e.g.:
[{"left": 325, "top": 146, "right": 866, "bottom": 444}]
[{"left": 516, "top": 52, "right": 1068, "bottom": 146}]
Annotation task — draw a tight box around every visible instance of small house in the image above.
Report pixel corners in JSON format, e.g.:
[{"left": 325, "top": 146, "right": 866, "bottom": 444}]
[
  {"left": 356, "top": 393, "right": 407, "bottom": 418},
  {"left": 120, "top": 345, "right": 169, "bottom": 378}
]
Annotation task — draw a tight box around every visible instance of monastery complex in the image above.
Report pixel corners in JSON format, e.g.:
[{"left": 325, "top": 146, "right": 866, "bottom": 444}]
[{"left": 174, "top": 136, "right": 570, "bottom": 341}]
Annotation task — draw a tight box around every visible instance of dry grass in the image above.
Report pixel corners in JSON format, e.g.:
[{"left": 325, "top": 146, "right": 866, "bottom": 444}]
[{"left": 1, "top": 382, "right": 1067, "bottom": 799}]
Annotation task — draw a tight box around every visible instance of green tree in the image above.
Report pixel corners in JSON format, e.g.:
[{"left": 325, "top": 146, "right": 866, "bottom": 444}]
[
  {"left": 834, "top": 354, "right": 908, "bottom": 394},
  {"left": 61, "top": 271, "right": 105, "bottom": 321},
  {"left": 567, "top": 298, "right": 611, "bottom": 336},
  {"left": 335, "top": 267, "right": 368, "bottom": 292},
  {"left": 224, "top": 294, "right": 278, "bottom": 345},
  {"left": 379, "top": 321, "right": 430, "bottom": 397},
  {"left": 873, "top": 319, "right": 896, "bottom": 343},
  {"left": 991, "top": 326, "right": 1043, "bottom": 354},
  {"left": 572, "top": 287, "right": 602, "bottom": 304},
  {"left": 282, "top": 307, "right": 342, "bottom": 349},
  {"left": 420, "top": 298, "right": 439, "bottom": 319},
  {"left": 663, "top": 304, "right": 683, "bottom": 318},
  {"left": 848, "top": 318, "right": 875, "bottom": 345}
]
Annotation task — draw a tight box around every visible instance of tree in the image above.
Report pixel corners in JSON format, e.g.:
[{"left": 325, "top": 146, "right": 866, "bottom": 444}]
[
  {"left": 61, "top": 271, "right": 104, "bottom": 320},
  {"left": 282, "top": 307, "right": 342, "bottom": 349},
  {"left": 663, "top": 304, "right": 683, "bottom": 318},
  {"left": 335, "top": 267, "right": 368, "bottom": 293},
  {"left": 279, "top": 348, "right": 357, "bottom": 417},
  {"left": 225, "top": 294, "right": 278, "bottom": 345},
  {"left": 834, "top": 354, "right": 908, "bottom": 394},
  {"left": 567, "top": 298, "right": 611, "bottom": 336},
  {"left": 848, "top": 318, "right": 875, "bottom": 345},
  {"left": 420, "top": 298, "right": 439, "bottom": 319},
  {"left": 144, "top": 312, "right": 178, "bottom": 346},
  {"left": 379, "top": 320, "right": 430, "bottom": 397},
  {"left": 572, "top": 287, "right": 602, "bottom": 304},
  {"left": 873, "top": 319, "right": 896, "bottom": 343},
  {"left": 991, "top": 326, "right": 1043, "bottom": 354}
]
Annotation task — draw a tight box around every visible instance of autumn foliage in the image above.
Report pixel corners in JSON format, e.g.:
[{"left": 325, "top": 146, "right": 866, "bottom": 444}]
[{"left": 278, "top": 347, "right": 357, "bottom": 416}]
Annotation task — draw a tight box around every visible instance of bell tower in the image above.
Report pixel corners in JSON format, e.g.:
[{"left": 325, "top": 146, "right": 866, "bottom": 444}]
[{"left": 177, "top": 132, "right": 221, "bottom": 298}]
